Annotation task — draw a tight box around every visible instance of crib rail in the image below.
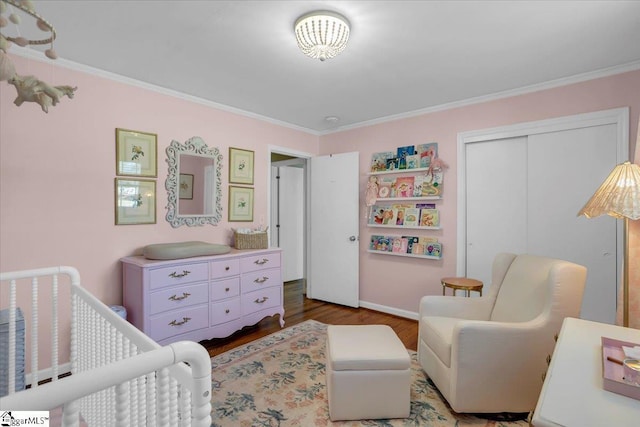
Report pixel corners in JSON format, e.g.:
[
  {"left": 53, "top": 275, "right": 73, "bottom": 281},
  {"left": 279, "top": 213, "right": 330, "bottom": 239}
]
[{"left": 0, "top": 266, "right": 212, "bottom": 427}]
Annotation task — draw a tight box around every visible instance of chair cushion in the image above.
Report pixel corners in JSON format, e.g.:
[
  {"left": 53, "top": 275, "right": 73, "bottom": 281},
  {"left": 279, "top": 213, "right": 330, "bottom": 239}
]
[
  {"left": 490, "top": 255, "right": 554, "bottom": 322},
  {"left": 420, "top": 316, "right": 460, "bottom": 368},
  {"left": 327, "top": 325, "right": 410, "bottom": 371},
  {"left": 143, "top": 241, "right": 231, "bottom": 260}
]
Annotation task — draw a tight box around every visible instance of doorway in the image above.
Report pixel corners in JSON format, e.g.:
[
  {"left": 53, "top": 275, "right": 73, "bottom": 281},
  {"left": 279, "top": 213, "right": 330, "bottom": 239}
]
[{"left": 269, "top": 146, "right": 312, "bottom": 293}]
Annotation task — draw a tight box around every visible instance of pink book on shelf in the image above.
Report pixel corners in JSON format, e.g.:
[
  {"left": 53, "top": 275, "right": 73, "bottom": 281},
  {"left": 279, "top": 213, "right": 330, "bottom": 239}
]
[
  {"left": 392, "top": 237, "right": 408, "bottom": 253},
  {"left": 395, "top": 176, "right": 414, "bottom": 197}
]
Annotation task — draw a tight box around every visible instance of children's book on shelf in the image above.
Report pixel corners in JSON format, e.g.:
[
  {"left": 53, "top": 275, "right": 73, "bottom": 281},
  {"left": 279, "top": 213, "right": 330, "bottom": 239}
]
[
  {"left": 377, "top": 177, "right": 394, "bottom": 198},
  {"left": 395, "top": 176, "right": 415, "bottom": 197},
  {"left": 406, "top": 154, "right": 420, "bottom": 169},
  {"left": 403, "top": 208, "right": 420, "bottom": 226},
  {"left": 425, "top": 242, "right": 442, "bottom": 258},
  {"left": 395, "top": 207, "right": 406, "bottom": 226},
  {"left": 404, "top": 236, "right": 419, "bottom": 253},
  {"left": 419, "top": 208, "right": 440, "bottom": 227},
  {"left": 370, "top": 151, "right": 395, "bottom": 172},
  {"left": 371, "top": 206, "right": 384, "bottom": 224},
  {"left": 413, "top": 175, "right": 424, "bottom": 197},
  {"left": 386, "top": 157, "right": 399, "bottom": 171},
  {"left": 370, "top": 235, "right": 392, "bottom": 252},
  {"left": 396, "top": 146, "right": 415, "bottom": 169},
  {"left": 416, "top": 142, "right": 438, "bottom": 168},
  {"left": 392, "top": 237, "right": 408, "bottom": 253},
  {"left": 415, "top": 202, "right": 436, "bottom": 210},
  {"left": 421, "top": 168, "right": 444, "bottom": 196},
  {"left": 381, "top": 207, "right": 397, "bottom": 225}
]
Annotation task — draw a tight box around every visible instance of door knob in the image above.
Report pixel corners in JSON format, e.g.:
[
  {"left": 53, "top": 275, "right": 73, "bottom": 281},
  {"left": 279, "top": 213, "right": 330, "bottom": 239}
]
[{"left": 349, "top": 235, "right": 357, "bottom": 242}]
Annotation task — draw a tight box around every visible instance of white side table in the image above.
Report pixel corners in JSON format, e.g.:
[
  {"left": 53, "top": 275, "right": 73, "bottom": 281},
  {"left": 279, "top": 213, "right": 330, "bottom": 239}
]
[{"left": 532, "top": 317, "right": 640, "bottom": 426}]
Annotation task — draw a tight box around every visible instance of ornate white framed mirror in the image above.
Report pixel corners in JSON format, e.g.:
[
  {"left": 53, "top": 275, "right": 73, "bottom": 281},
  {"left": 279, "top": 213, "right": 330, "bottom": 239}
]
[{"left": 165, "top": 136, "right": 222, "bottom": 227}]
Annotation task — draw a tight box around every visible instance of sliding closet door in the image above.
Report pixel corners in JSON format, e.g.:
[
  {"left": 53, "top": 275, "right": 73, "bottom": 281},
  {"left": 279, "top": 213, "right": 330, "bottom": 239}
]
[
  {"left": 528, "top": 125, "right": 618, "bottom": 323},
  {"left": 461, "top": 109, "right": 627, "bottom": 324},
  {"left": 465, "top": 136, "right": 528, "bottom": 284}
]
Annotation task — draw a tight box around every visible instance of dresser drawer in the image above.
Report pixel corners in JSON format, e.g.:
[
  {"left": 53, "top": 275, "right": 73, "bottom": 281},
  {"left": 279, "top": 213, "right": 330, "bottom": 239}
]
[
  {"left": 242, "top": 268, "right": 281, "bottom": 294},
  {"left": 149, "top": 262, "right": 208, "bottom": 290},
  {"left": 241, "top": 286, "right": 281, "bottom": 315},
  {"left": 210, "top": 258, "right": 240, "bottom": 279},
  {"left": 240, "top": 252, "right": 280, "bottom": 273},
  {"left": 148, "top": 282, "right": 208, "bottom": 315},
  {"left": 210, "top": 277, "right": 240, "bottom": 301},
  {"left": 210, "top": 298, "right": 241, "bottom": 325},
  {"left": 149, "top": 305, "right": 208, "bottom": 342}
]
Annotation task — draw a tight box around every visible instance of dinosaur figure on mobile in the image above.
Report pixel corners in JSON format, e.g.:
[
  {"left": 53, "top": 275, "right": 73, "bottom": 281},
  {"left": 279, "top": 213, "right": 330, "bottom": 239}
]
[{"left": 0, "top": 0, "right": 77, "bottom": 112}]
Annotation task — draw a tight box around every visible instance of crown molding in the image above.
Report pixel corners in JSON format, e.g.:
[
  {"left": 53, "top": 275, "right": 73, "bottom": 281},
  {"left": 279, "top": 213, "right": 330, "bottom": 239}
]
[
  {"left": 320, "top": 60, "right": 640, "bottom": 135},
  {"left": 7, "top": 47, "right": 321, "bottom": 136},
  {"left": 8, "top": 47, "right": 639, "bottom": 137}
]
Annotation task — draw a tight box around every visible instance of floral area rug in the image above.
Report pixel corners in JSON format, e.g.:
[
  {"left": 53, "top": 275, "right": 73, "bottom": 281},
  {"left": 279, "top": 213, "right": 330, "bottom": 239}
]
[{"left": 210, "top": 320, "right": 529, "bottom": 426}]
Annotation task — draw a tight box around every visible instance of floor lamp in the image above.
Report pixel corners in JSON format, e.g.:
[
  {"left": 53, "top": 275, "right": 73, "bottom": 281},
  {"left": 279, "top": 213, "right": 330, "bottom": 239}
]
[{"left": 578, "top": 161, "right": 640, "bottom": 327}]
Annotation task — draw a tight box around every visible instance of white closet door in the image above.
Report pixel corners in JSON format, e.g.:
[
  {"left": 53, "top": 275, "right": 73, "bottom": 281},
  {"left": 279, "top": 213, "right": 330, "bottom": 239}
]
[
  {"left": 462, "top": 109, "right": 625, "bottom": 324},
  {"left": 528, "top": 125, "right": 618, "bottom": 323},
  {"left": 465, "top": 136, "right": 528, "bottom": 291}
]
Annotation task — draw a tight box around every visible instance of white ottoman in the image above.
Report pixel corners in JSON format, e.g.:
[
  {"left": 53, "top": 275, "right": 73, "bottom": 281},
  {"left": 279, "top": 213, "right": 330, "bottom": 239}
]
[{"left": 326, "top": 324, "right": 411, "bottom": 421}]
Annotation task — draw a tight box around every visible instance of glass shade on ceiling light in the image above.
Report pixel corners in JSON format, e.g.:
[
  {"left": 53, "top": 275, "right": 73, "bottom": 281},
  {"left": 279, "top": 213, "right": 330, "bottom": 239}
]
[
  {"left": 294, "top": 10, "right": 350, "bottom": 61},
  {"left": 577, "top": 161, "right": 640, "bottom": 220}
]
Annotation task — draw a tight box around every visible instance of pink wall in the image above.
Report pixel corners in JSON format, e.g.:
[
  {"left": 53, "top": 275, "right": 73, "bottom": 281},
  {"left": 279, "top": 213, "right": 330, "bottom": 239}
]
[
  {"left": 0, "top": 54, "right": 318, "bottom": 306},
  {"left": 1, "top": 54, "right": 639, "bottom": 336},
  {"left": 319, "top": 69, "right": 640, "bottom": 324}
]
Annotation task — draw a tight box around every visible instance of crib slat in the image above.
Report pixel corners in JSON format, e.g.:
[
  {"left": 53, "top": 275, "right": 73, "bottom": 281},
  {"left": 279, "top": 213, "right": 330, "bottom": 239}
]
[
  {"left": 8, "top": 279, "right": 16, "bottom": 396},
  {"left": 1, "top": 266, "right": 212, "bottom": 426},
  {"left": 51, "top": 274, "right": 59, "bottom": 382},
  {"left": 31, "top": 277, "right": 40, "bottom": 388}
]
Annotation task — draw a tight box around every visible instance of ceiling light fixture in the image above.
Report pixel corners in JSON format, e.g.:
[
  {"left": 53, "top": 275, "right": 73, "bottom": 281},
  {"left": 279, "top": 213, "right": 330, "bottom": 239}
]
[{"left": 294, "top": 10, "right": 350, "bottom": 61}]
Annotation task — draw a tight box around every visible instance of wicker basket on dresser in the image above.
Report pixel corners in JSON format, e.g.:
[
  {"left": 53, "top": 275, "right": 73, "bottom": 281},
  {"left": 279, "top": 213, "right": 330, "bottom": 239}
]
[{"left": 121, "top": 248, "right": 284, "bottom": 345}]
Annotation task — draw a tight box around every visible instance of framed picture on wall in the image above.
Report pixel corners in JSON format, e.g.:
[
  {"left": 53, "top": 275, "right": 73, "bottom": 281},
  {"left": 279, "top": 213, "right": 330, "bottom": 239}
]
[
  {"left": 229, "top": 147, "right": 254, "bottom": 185},
  {"left": 116, "top": 128, "right": 157, "bottom": 177},
  {"left": 115, "top": 178, "right": 156, "bottom": 225},
  {"left": 228, "top": 185, "right": 254, "bottom": 222},
  {"left": 179, "top": 173, "right": 194, "bottom": 199}
]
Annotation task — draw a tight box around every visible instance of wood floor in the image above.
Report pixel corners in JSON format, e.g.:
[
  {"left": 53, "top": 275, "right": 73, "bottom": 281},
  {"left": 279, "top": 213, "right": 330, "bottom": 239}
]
[{"left": 200, "top": 280, "right": 419, "bottom": 357}]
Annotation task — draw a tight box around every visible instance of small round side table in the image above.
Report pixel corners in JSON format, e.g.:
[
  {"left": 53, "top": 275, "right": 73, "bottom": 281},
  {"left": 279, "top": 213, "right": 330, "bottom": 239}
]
[{"left": 441, "top": 277, "right": 483, "bottom": 297}]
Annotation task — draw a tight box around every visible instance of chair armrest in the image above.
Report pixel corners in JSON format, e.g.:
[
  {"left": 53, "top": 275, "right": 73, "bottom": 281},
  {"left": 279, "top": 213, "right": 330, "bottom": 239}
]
[
  {"left": 419, "top": 295, "right": 494, "bottom": 320},
  {"left": 450, "top": 318, "right": 554, "bottom": 406}
]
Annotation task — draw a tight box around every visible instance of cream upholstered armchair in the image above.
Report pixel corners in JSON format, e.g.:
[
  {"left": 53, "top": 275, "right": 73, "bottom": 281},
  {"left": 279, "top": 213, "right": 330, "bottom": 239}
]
[{"left": 417, "top": 253, "right": 587, "bottom": 414}]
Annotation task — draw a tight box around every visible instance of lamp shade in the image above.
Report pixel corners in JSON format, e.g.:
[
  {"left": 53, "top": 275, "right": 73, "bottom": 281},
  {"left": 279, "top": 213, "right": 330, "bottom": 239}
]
[
  {"left": 577, "top": 161, "right": 640, "bottom": 220},
  {"left": 294, "top": 11, "right": 350, "bottom": 61}
]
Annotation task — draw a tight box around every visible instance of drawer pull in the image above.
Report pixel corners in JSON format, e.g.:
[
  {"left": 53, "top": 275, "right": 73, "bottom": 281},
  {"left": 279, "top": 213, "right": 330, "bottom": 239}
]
[
  {"left": 254, "top": 276, "right": 269, "bottom": 284},
  {"left": 225, "top": 266, "right": 230, "bottom": 271},
  {"left": 225, "top": 287, "right": 230, "bottom": 292},
  {"left": 254, "top": 296, "right": 269, "bottom": 304},
  {"left": 169, "top": 270, "right": 191, "bottom": 279},
  {"left": 168, "top": 292, "right": 191, "bottom": 301},
  {"left": 254, "top": 258, "right": 269, "bottom": 265},
  {"left": 169, "top": 317, "right": 191, "bottom": 326},
  {"left": 225, "top": 309, "right": 230, "bottom": 314}
]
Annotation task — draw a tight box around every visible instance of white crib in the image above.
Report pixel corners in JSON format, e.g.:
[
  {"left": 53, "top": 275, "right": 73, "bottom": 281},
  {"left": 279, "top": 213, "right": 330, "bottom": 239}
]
[{"left": 0, "top": 266, "right": 212, "bottom": 427}]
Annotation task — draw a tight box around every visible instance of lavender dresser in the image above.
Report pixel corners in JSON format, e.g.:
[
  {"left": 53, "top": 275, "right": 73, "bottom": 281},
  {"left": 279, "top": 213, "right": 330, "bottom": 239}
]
[{"left": 121, "top": 248, "right": 284, "bottom": 345}]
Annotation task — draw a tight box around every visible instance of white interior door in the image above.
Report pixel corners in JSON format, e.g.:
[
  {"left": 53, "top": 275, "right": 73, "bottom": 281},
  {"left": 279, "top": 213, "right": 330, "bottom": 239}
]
[
  {"left": 308, "top": 152, "right": 359, "bottom": 307},
  {"left": 278, "top": 166, "right": 305, "bottom": 281}
]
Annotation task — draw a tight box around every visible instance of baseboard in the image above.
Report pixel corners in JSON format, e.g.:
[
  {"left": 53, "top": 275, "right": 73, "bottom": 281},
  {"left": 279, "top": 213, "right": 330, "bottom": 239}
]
[{"left": 359, "top": 301, "right": 419, "bottom": 321}]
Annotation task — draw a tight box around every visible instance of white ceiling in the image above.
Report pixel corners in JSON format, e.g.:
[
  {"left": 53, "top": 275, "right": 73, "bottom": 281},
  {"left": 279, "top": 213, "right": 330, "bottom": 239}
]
[{"left": 6, "top": 1, "right": 640, "bottom": 133}]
